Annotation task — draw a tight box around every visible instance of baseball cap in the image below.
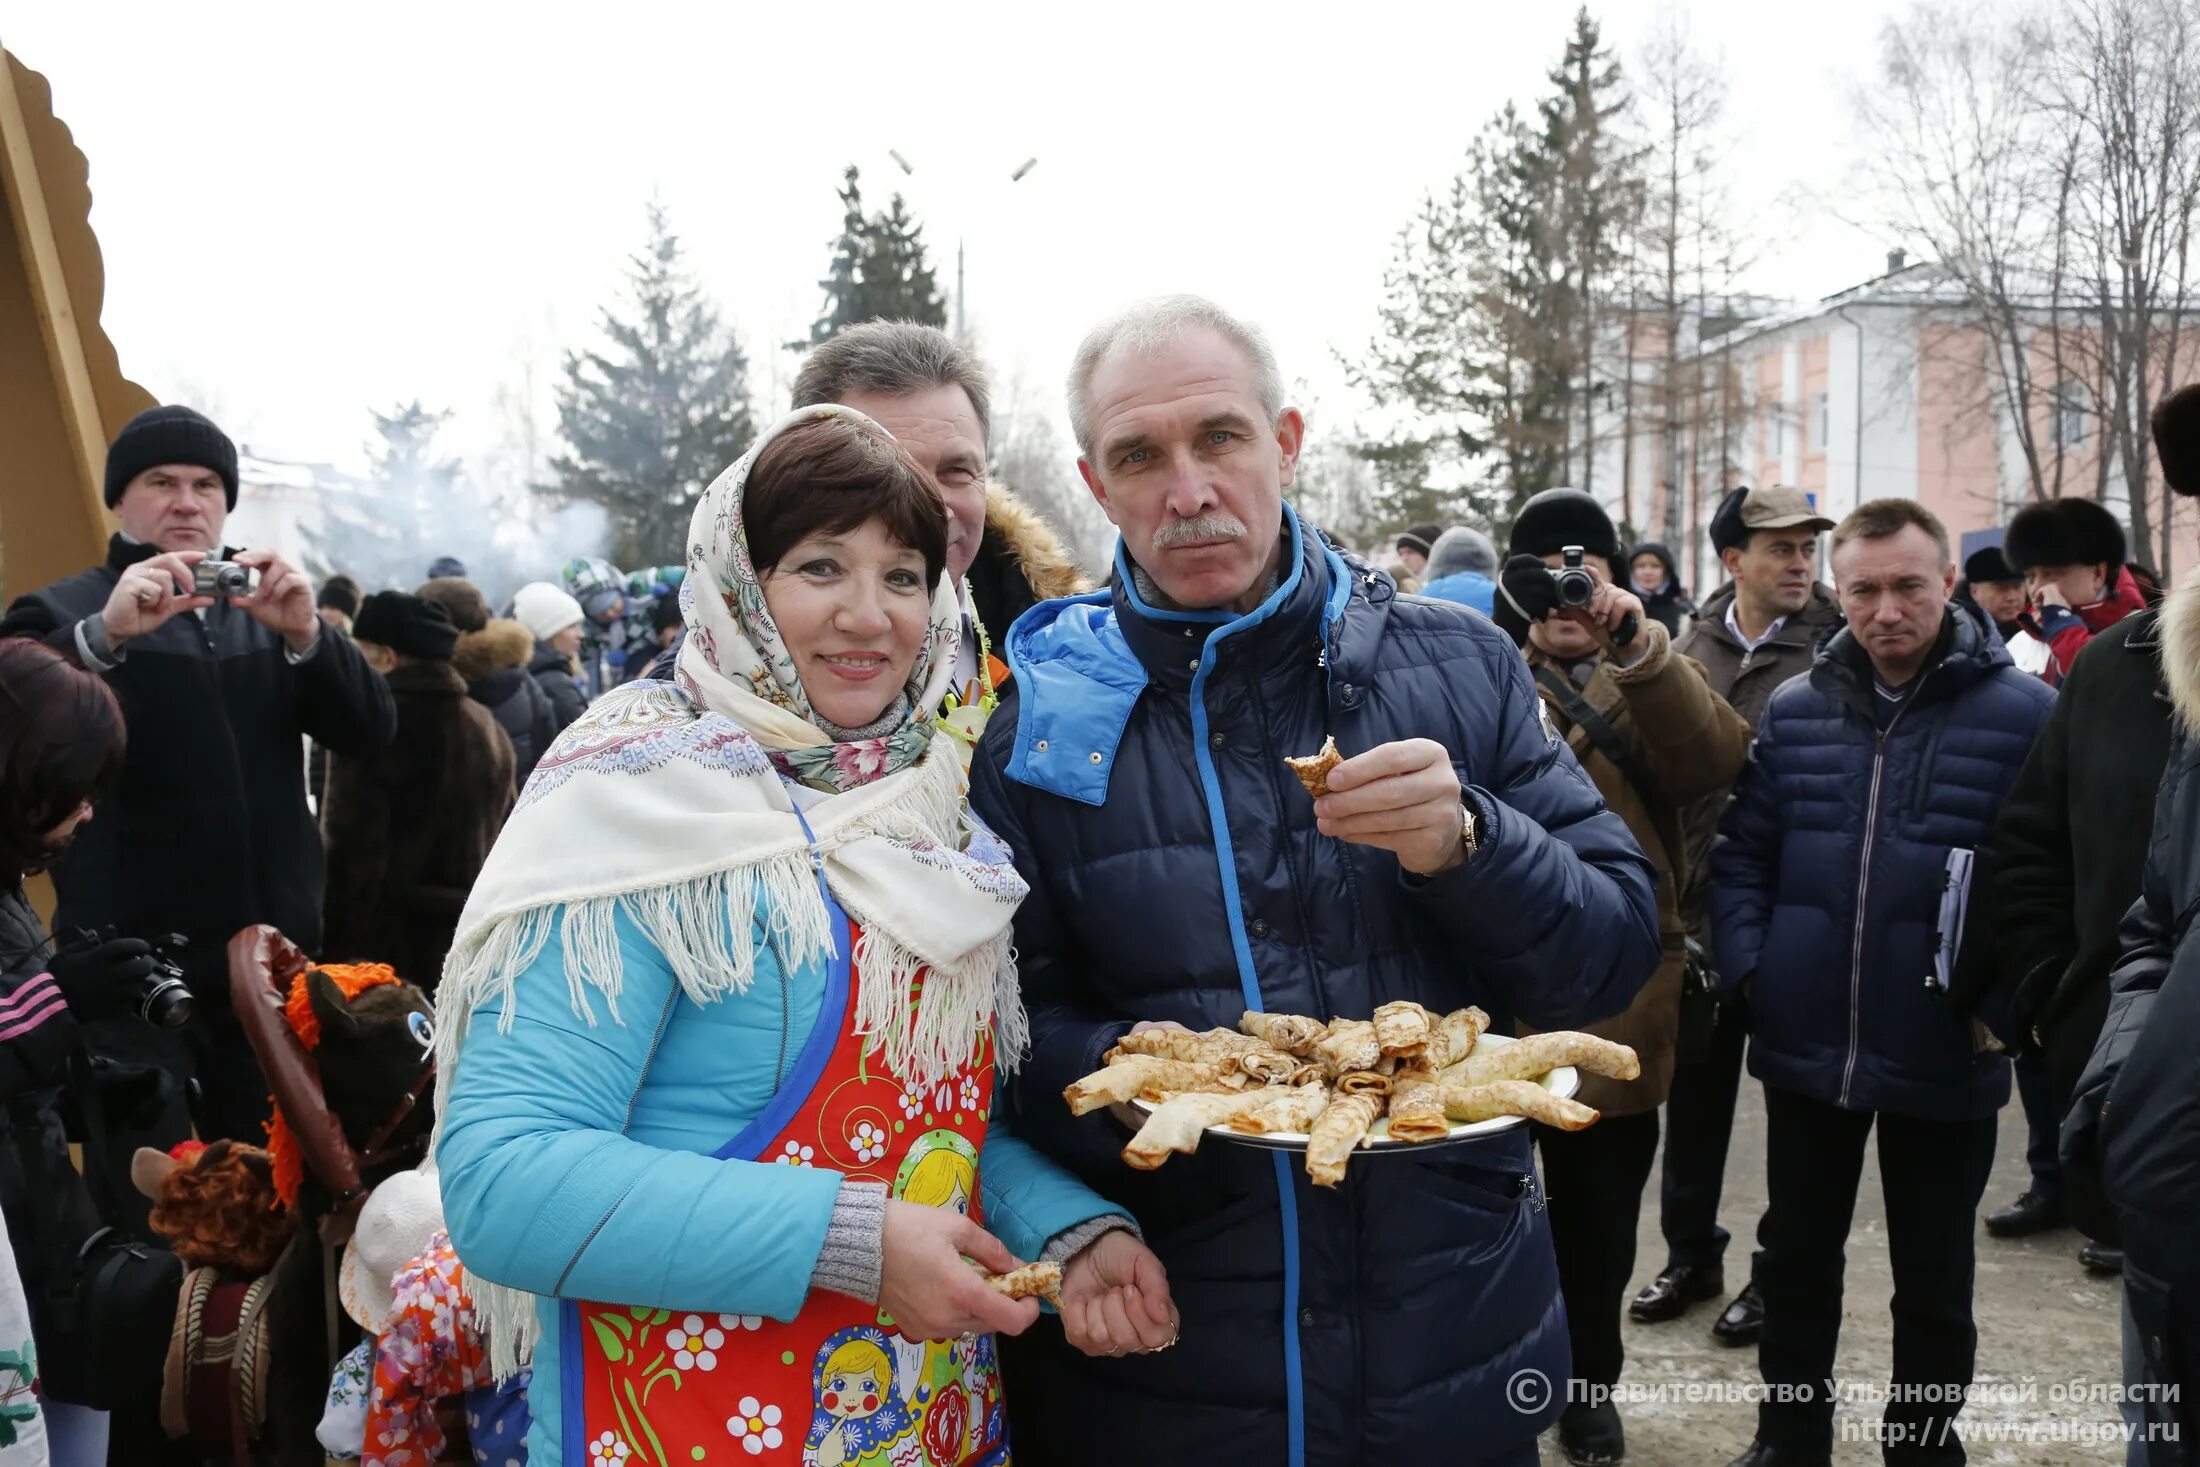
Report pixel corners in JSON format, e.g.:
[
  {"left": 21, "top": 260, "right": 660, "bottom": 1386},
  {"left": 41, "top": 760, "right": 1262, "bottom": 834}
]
[{"left": 1710, "top": 485, "right": 1836, "bottom": 553}]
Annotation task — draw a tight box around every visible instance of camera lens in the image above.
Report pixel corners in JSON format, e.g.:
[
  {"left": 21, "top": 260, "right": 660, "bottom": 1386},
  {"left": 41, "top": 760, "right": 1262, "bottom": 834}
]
[
  {"left": 214, "top": 565, "right": 251, "bottom": 597},
  {"left": 1554, "top": 567, "right": 1598, "bottom": 608},
  {"left": 136, "top": 973, "right": 194, "bottom": 1029}
]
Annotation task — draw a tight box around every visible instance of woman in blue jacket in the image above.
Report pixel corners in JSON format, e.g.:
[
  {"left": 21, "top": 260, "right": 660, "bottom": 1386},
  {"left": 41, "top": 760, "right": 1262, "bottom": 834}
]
[{"left": 435, "top": 407, "right": 1168, "bottom": 1467}]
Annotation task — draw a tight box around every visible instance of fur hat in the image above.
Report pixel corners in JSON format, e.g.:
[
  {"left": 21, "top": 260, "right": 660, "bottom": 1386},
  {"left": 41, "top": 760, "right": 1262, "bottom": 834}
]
[
  {"left": 353, "top": 591, "right": 460, "bottom": 662},
  {"left": 2003, "top": 497, "right": 2127, "bottom": 573},
  {"left": 417, "top": 577, "right": 489, "bottom": 633},
  {"left": 2152, "top": 383, "right": 2200, "bottom": 499},
  {"left": 1509, "top": 489, "right": 1620, "bottom": 563}
]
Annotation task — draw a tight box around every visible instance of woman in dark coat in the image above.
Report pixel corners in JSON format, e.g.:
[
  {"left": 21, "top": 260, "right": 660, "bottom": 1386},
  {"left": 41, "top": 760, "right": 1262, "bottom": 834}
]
[
  {"left": 1626, "top": 541, "right": 1696, "bottom": 637},
  {"left": 422, "top": 578, "right": 559, "bottom": 781},
  {"left": 322, "top": 594, "right": 516, "bottom": 991},
  {"left": 511, "top": 582, "right": 589, "bottom": 735},
  {"left": 0, "top": 638, "right": 142, "bottom": 1462}
]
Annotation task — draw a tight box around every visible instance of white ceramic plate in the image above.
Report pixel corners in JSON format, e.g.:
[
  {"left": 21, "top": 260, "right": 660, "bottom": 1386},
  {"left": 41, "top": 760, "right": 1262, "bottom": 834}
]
[{"left": 1110, "top": 1032, "right": 1581, "bottom": 1154}]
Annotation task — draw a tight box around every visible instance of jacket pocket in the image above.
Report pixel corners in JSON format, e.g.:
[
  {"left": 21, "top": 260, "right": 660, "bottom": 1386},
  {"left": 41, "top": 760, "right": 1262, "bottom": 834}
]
[{"left": 1408, "top": 1153, "right": 1531, "bottom": 1214}]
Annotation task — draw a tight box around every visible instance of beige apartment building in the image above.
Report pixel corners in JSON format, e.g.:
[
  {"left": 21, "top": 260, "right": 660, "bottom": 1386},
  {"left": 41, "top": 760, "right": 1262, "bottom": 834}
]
[{"left": 1586, "top": 256, "right": 2200, "bottom": 594}]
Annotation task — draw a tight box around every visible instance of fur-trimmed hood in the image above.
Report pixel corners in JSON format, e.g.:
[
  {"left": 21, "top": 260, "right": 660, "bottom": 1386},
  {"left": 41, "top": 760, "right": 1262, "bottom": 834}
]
[
  {"left": 450, "top": 620, "right": 536, "bottom": 684},
  {"left": 984, "top": 484, "right": 1090, "bottom": 601},
  {"left": 2161, "top": 565, "right": 2200, "bottom": 729}
]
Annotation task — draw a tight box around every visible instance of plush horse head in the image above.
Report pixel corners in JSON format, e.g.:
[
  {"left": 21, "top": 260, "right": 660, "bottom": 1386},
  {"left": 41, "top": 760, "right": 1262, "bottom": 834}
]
[
  {"left": 301, "top": 965, "right": 438, "bottom": 1186},
  {"left": 229, "top": 928, "right": 438, "bottom": 1218}
]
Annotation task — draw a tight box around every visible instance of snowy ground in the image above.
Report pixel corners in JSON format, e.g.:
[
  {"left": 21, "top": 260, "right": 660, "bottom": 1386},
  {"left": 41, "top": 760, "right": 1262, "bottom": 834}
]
[{"left": 1536, "top": 1080, "right": 2136, "bottom": 1467}]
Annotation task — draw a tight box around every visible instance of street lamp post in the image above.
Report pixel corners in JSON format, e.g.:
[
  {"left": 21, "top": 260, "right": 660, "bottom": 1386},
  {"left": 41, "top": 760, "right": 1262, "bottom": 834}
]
[{"left": 888, "top": 151, "right": 1039, "bottom": 342}]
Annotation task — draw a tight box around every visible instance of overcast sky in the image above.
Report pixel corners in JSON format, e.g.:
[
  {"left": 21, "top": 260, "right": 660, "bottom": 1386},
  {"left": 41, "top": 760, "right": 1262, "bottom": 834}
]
[{"left": 8, "top": 0, "right": 1902, "bottom": 482}]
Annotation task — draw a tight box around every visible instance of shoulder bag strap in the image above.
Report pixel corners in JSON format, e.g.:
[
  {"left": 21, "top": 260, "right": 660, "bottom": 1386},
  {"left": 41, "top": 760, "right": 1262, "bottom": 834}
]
[{"left": 1531, "top": 663, "right": 1684, "bottom": 878}]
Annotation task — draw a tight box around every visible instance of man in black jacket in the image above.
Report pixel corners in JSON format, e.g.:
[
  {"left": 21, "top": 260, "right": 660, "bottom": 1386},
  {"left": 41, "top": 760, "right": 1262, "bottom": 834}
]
[
  {"left": 2062, "top": 556, "right": 2200, "bottom": 1463},
  {"left": 0, "top": 405, "right": 396, "bottom": 1185}
]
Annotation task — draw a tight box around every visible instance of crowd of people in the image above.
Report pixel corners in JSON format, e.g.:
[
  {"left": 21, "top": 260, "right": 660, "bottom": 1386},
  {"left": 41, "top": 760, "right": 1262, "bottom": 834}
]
[{"left": 0, "top": 305, "right": 2197, "bottom": 1467}]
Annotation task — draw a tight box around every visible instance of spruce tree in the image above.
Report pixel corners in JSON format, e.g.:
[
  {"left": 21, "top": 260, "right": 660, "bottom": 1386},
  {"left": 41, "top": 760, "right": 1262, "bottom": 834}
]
[
  {"left": 801, "top": 164, "right": 948, "bottom": 346},
  {"left": 549, "top": 204, "right": 755, "bottom": 565}
]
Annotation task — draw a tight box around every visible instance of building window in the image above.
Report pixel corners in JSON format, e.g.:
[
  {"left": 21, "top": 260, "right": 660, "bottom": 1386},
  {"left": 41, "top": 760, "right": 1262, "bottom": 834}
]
[
  {"left": 1813, "top": 392, "right": 1831, "bottom": 451},
  {"left": 2052, "top": 381, "right": 2091, "bottom": 450}
]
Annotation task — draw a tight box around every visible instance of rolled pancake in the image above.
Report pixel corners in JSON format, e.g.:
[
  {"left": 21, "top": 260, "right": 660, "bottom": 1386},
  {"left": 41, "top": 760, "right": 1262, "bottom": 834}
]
[
  {"left": 1121, "top": 1092, "right": 1244, "bottom": 1169},
  {"left": 1445, "top": 1031, "right": 1640, "bottom": 1088},
  {"left": 1421, "top": 1007, "right": 1491, "bottom": 1070},
  {"left": 1373, "top": 1000, "right": 1435, "bottom": 1058},
  {"left": 1239, "top": 1011, "right": 1328, "bottom": 1056},
  {"left": 1334, "top": 1070, "right": 1394, "bottom": 1101},
  {"left": 1312, "top": 1019, "right": 1381, "bottom": 1076},
  {"left": 974, "top": 1259, "right": 1064, "bottom": 1308},
  {"left": 1284, "top": 735, "right": 1342, "bottom": 797},
  {"left": 1220, "top": 1080, "right": 1332, "bottom": 1135},
  {"left": 1306, "top": 1091, "right": 1385, "bottom": 1187},
  {"left": 1112, "top": 1026, "right": 1265, "bottom": 1064},
  {"left": 1385, "top": 1071, "right": 1451, "bottom": 1143},
  {"left": 1232, "top": 1048, "right": 1300, "bottom": 1085},
  {"left": 1438, "top": 1079, "right": 1599, "bottom": 1131},
  {"left": 1065, "top": 1055, "right": 1235, "bottom": 1115}
]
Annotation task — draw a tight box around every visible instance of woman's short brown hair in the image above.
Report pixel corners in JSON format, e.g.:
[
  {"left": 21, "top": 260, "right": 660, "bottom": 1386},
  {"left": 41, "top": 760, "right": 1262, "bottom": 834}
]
[
  {"left": 742, "top": 415, "right": 950, "bottom": 588},
  {"left": 0, "top": 638, "right": 126, "bottom": 881}
]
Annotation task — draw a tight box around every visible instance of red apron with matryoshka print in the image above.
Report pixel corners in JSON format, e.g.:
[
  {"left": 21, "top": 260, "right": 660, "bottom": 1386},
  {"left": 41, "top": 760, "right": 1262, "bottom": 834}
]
[{"left": 560, "top": 899, "right": 1008, "bottom": 1467}]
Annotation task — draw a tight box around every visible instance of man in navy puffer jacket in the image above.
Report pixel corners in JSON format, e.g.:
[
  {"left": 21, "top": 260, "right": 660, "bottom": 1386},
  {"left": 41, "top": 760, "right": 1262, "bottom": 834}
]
[
  {"left": 970, "top": 296, "right": 1660, "bottom": 1467},
  {"left": 1711, "top": 498, "right": 2055, "bottom": 1467}
]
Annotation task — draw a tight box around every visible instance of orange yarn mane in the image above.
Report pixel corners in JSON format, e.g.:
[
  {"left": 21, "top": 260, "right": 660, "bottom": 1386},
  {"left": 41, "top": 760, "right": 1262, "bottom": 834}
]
[{"left": 263, "top": 963, "right": 403, "bottom": 1208}]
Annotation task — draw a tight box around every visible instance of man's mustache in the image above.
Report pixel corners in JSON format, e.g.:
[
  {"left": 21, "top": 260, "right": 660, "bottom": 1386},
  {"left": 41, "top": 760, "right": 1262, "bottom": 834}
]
[{"left": 1152, "top": 513, "right": 1249, "bottom": 551}]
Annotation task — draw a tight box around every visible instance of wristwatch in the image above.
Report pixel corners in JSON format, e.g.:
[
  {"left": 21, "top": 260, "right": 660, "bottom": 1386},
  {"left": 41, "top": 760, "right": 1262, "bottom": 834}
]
[{"left": 1458, "top": 798, "right": 1482, "bottom": 863}]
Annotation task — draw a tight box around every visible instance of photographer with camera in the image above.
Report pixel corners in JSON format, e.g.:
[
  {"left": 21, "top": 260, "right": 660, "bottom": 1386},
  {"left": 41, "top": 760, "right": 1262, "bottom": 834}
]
[
  {"left": 1495, "top": 489, "right": 1752, "bottom": 1465},
  {"left": 0, "top": 638, "right": 138, "bottom": 1464},
  {"left": 0, "top": 406, "right": 396, "bottom": 1214}
]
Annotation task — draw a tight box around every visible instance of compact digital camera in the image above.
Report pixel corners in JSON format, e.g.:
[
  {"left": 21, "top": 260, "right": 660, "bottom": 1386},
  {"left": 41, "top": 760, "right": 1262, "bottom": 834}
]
[{"left": 192, "top": 561, "right": 253, "bottom": 599}]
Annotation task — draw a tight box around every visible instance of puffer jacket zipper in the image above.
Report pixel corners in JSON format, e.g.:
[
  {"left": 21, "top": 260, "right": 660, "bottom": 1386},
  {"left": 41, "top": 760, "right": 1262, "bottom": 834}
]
[{"left": 1840, "top": 684, "right": 1923, "bottom": 1108}]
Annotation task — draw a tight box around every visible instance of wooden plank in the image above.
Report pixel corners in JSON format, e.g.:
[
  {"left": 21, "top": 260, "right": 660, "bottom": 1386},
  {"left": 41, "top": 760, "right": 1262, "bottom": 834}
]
[{"left": 0, "top": 50, "right": 111, "bottom": 520}]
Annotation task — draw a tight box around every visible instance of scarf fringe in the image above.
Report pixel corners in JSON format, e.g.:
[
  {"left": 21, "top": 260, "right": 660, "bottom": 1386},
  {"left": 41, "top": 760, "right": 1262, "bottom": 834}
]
[{"left": 430, "top": 751, "right": 1028, "bottom": 1378}]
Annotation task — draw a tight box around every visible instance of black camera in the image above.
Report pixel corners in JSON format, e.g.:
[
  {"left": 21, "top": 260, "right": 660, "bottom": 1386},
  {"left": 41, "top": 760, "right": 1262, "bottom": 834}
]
[
  {"left": 1553, "top": 545, "right": 1598, "bottom": 609},
  {"left": 136, "top": 934, "right": 194, "bottom": 1030},
  {"left": 192, "top": 561, "right": 253, "bottom": 599}
]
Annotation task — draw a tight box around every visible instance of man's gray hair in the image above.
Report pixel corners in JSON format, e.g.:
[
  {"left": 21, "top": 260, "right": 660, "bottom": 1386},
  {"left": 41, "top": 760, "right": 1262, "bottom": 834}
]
[
  {"left": 1067, "top": 294, "right": 1286, "bottom": 457},
  {"left": 792, "top": 320, "right": 992, "bottom": 449}
]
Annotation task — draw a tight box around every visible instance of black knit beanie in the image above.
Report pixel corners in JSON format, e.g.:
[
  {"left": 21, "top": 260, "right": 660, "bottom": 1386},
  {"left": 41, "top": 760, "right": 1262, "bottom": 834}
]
[
  {"left": 1509, "top": 488, "right": 1620, "bottom": 562},
  {"left": 104, "top": 405, "right": 239, "bottom": 510},
  {"left": 352, "top": 591, "right": 460, "bottom": 662}
]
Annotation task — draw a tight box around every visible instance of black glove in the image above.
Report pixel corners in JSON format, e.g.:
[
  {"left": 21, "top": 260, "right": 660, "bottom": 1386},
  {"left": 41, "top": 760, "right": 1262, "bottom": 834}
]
[
  {"left": 46, "top": 927, "right": 158, "bottom": 1023},
  {"left": 1499, "top": 554, "right": 1561, "bottom": 623}
]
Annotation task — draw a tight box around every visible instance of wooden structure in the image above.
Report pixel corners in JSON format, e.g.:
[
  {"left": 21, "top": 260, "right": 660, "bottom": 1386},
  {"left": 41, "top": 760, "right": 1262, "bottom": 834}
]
[{"left": 0, "top": 47, "right": 153, "bottom": 600}]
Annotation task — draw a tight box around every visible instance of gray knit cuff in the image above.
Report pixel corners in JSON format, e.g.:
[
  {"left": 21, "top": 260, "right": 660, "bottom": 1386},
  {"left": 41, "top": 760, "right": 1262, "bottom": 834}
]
[
  {"left": 1039, "top": 1214, "right": 1139, "bottom": 1266},
  {"left": 811, "top": 1180, "right": 889, "bottom": 1304}
]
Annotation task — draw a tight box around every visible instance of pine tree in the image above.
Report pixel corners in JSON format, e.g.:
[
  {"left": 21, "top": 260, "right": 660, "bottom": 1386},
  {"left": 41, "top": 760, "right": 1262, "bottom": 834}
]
[
  {"left": 1347, "top": 105, "right": 1569, "bottom": 533},
  {"left": 1541, "top": 8, "right": 1645, "bottom": 496},
  {"left": 549, "top": 204, "right": 755, "bottom": 565},
  {"left": 1348, "top": 11, "right": 1640, "bottom": 538},
  {"left": 801, "top": 165, "right": 948, "bottom": 346}
]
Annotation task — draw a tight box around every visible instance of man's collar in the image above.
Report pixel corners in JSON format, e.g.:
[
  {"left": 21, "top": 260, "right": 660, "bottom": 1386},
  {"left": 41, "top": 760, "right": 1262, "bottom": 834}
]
[{"left": 1724, "top": 597, "right": 1789, "bottom": 651}]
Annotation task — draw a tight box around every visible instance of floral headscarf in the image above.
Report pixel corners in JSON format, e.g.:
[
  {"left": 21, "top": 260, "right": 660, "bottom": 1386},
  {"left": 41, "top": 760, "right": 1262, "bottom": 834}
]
[{"left": 674, "top": 405, "right": 959, "bottom": 794}]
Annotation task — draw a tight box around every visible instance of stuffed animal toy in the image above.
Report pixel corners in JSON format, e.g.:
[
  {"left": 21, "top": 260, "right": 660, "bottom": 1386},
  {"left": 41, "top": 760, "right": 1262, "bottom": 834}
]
[{"left": 132, "top": 1140, "right": 296, "bottom": 1276}]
